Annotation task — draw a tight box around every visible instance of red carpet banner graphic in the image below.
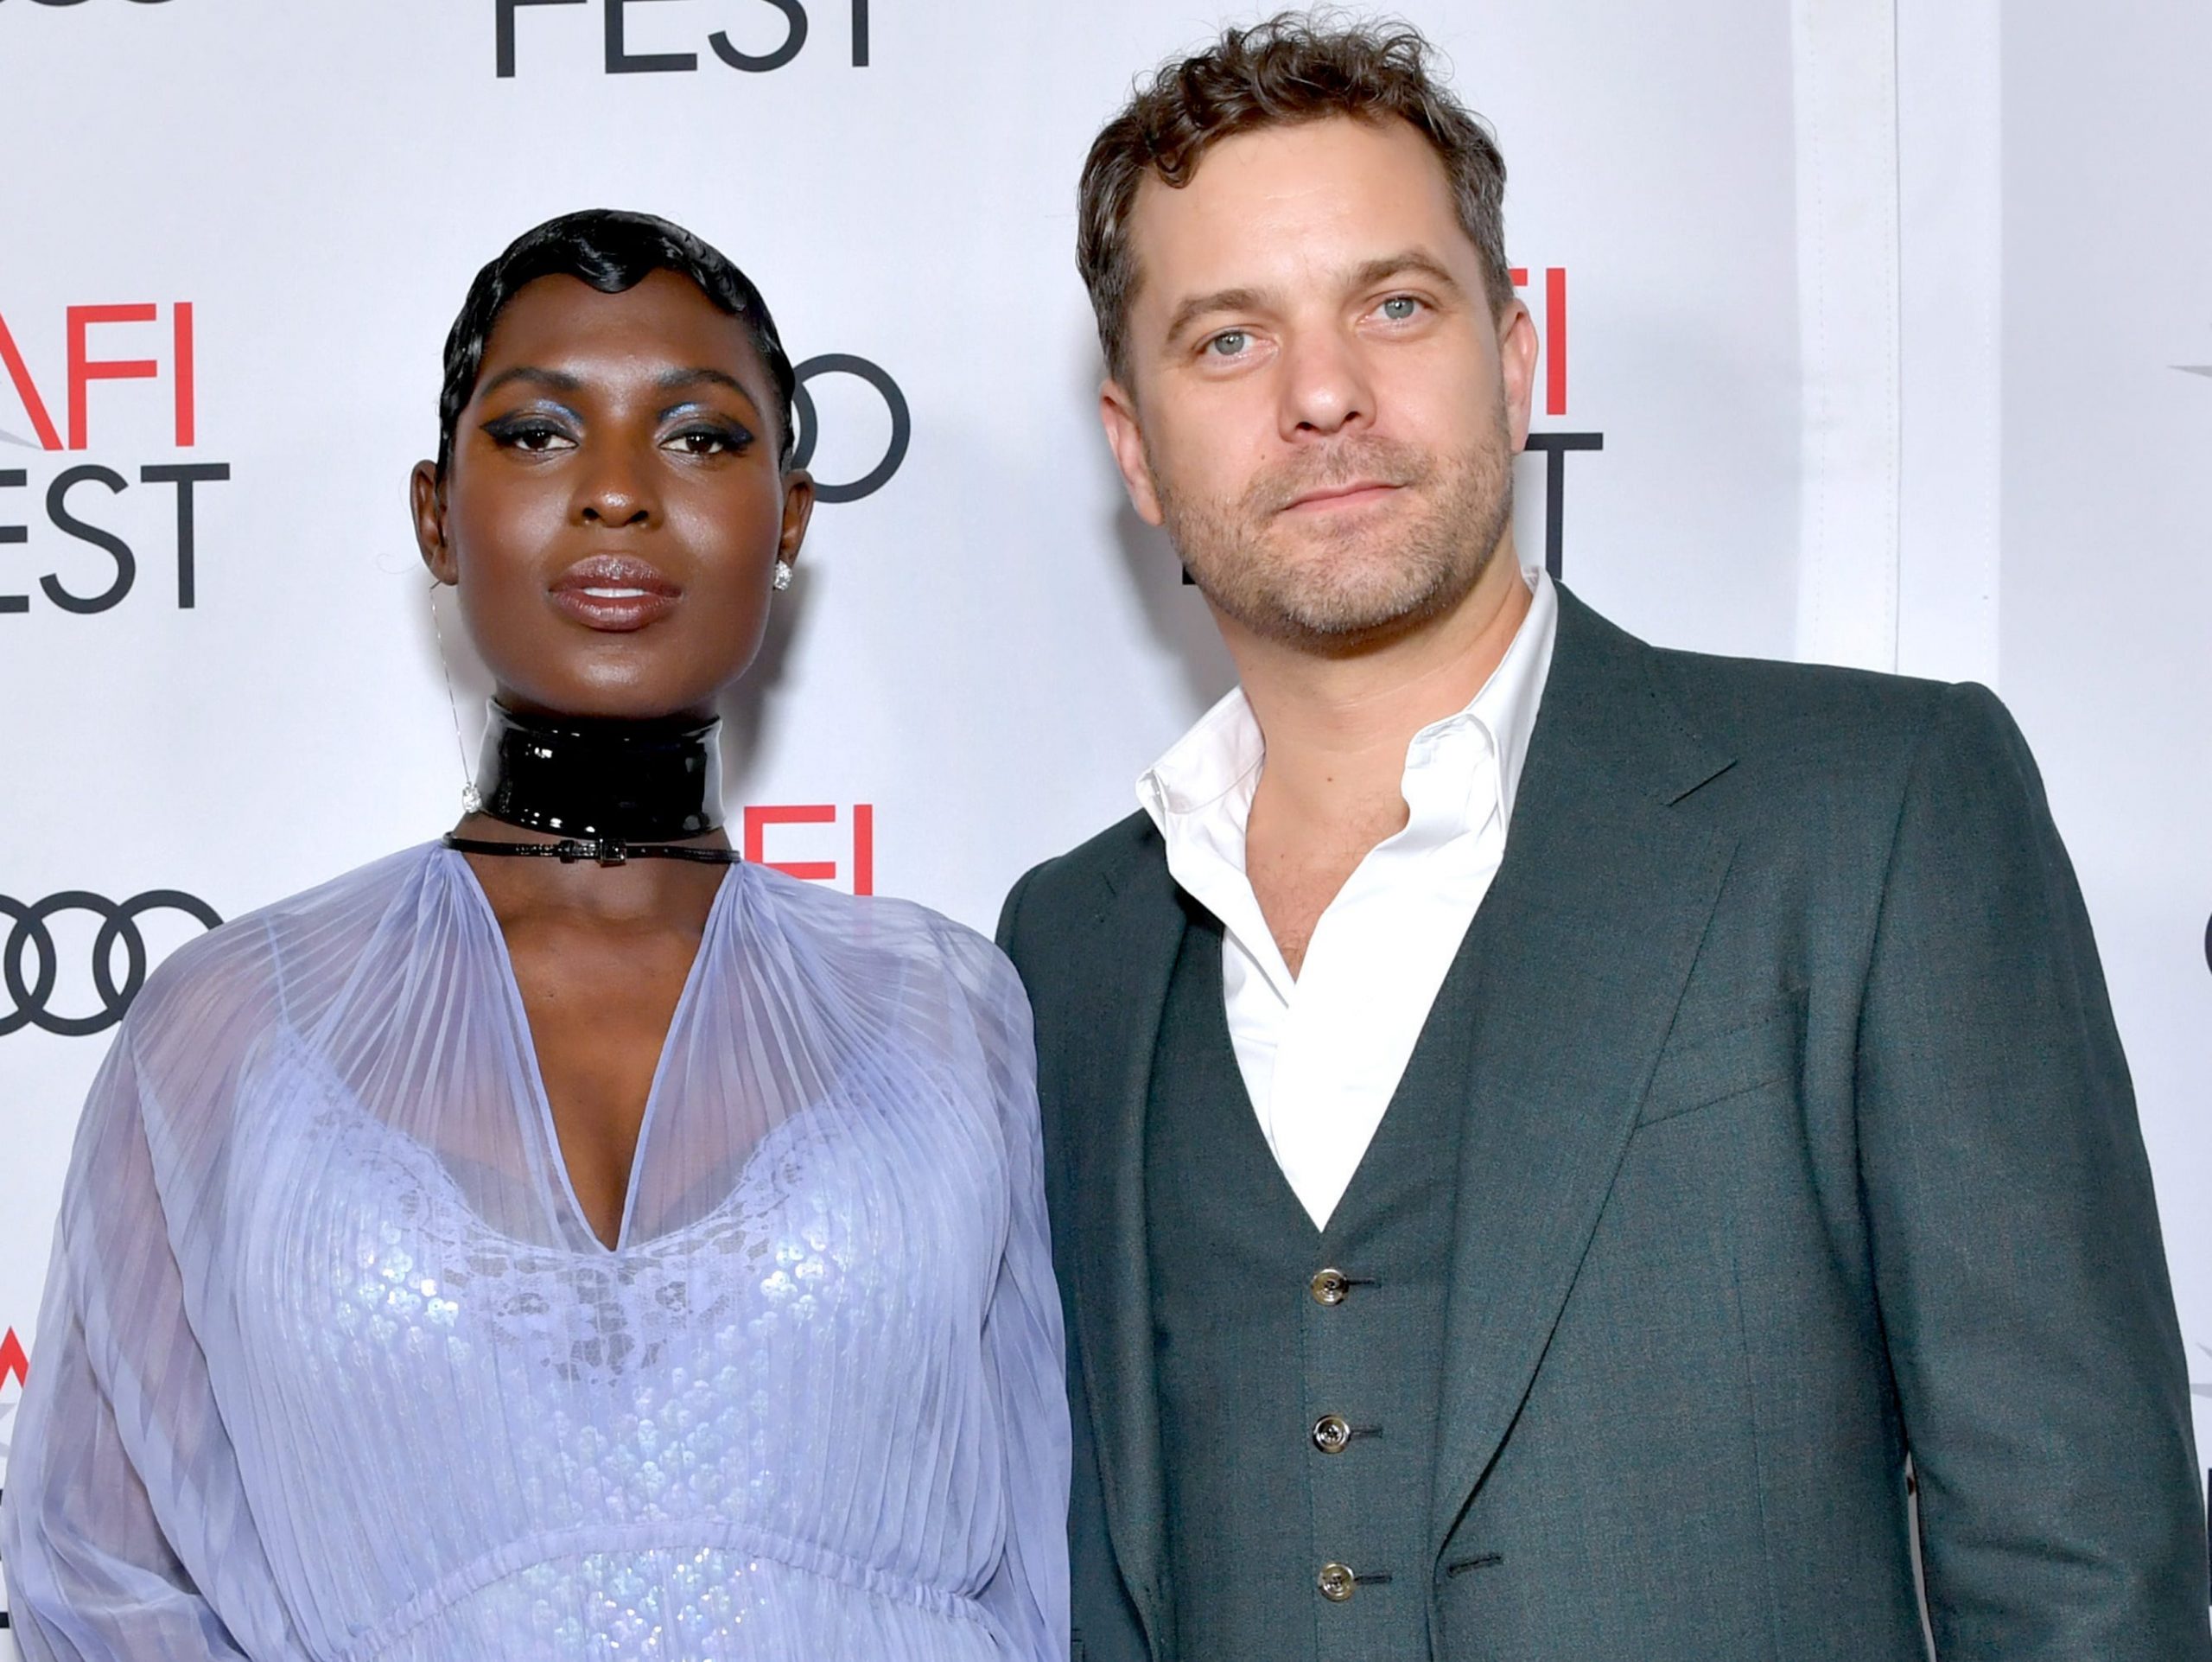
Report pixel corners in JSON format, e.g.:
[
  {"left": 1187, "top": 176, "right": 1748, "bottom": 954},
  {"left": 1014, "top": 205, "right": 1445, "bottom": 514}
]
[{"left": 1, "top": 2, "right": 2205, "bottom": 1645}]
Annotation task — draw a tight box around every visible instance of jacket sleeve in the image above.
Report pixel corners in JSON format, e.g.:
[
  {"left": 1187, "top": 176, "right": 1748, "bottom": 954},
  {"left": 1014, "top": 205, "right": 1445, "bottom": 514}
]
[
  {"left": 2, "top": 1017, "right": 303, "bottom": 1661},
  {"left": 1855, "top": 681, "right": 2210, "bottom": 1658}
]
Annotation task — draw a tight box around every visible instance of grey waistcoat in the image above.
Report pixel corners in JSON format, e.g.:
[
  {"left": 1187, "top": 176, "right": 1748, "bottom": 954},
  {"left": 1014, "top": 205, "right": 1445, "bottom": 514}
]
[{"left": 1145, "top": 907, "right": 1474, "bottom": 1662}]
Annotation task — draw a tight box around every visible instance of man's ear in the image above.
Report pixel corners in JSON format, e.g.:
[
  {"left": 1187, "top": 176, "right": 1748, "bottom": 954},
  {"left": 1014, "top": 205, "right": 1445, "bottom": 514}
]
[
  {"left": 411, "top": 461, "right": 456, "bottom": 584},
  {"left": 1497, "top": 299, "right": 1540, "bottom": 452},
  {"left": 1099, "top": 379, "right": 1165, "bottom": 527}
]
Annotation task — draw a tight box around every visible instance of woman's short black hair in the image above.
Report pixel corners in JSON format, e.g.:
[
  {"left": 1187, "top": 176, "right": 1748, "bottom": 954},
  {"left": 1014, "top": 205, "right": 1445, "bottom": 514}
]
[{"left": 435, "top": 208, "right": 798, "bottom": 476}]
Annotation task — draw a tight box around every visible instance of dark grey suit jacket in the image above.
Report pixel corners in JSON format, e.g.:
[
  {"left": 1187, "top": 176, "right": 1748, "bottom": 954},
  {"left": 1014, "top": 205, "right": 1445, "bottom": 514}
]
[{"left": 997, "top": 587, "right": 2209, "bottom": 1661}]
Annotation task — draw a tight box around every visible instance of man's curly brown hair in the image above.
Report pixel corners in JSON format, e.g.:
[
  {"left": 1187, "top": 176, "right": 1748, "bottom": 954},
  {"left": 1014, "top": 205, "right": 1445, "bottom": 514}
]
[{"left": 1077, "top": 12, "right": 1514, "bottom": 385}]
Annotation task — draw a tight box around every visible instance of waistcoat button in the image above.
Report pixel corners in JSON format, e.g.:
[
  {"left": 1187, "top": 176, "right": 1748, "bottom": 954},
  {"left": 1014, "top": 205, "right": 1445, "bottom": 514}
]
[
  {"left": 1312, "top": 1413, "right": 1353, "bottom": 1454},
  {"left": 1309, "top": 1268, "right": 1350, "bottom": 1306},
  {"left": 1317, "top": 1562, "right": 1358, "bottom": 1602}
]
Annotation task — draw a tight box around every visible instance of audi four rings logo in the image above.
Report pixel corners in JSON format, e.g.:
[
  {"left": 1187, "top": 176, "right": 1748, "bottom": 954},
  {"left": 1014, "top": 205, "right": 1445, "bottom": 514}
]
[
  {"left": 1, "top": 889, "right": 221, "bottom": 1037},
  {"left": 791, "top": 353, "right": 909, "bottom": 505}
]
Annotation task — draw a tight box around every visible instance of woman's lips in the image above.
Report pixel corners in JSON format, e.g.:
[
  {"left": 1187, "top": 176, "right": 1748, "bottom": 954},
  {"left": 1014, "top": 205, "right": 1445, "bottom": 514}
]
[{"left": 548, "top": 556, "right": 682, "bottom": 632}]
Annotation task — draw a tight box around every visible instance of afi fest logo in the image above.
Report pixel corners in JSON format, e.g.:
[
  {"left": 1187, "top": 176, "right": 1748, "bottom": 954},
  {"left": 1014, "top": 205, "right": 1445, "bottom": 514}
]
[
  {"left": 0, "top": 302, "right": 230, "bottom": 614},
  {"left": 498, "top": 0, "right": 871, "bottom": 76},
  {"left": 1512, "top": 264, "right": 1602, "bottom": 580},
  {"left": 746, "top": 804, "right": 875, "bottom": 894},
  {"left": 0, "top": 1325, "right": 23, "bottom": 1466}
]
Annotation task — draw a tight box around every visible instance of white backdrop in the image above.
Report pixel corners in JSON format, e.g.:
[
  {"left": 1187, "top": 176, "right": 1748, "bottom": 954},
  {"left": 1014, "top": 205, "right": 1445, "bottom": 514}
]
[{"left": 0, "top": 1, "right": 2202, "bottom": 1648}]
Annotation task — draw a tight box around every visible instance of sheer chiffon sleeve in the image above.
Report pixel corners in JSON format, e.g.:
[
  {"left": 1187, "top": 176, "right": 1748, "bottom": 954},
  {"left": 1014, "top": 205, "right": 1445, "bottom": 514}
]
[
  {"left": 947, "top": 930, "right": 1071, "bottom": 1661},
  {"left": 2, "top": 965, "right": 301, "bottom": 1660}
]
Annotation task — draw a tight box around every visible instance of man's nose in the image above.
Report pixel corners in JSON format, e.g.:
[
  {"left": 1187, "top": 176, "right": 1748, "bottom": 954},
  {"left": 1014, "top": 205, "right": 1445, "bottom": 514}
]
[{"left": 1277, "top": 327, "right": 1376, "bottom": 440}]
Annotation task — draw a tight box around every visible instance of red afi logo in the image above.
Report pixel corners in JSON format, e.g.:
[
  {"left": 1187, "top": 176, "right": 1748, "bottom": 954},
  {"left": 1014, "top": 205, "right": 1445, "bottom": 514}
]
[
  {"left": 1508, "top": 266, "right": 1572, "bottom": 417},
  {"left": 0, "top": 303, "right": 197, "bottom": 450},
  {"left": 744, "top": 805, "right": 875, "bottom": 895},
  {"left": 0, "top": 1327, "right": 26, "bottom": 1391}
]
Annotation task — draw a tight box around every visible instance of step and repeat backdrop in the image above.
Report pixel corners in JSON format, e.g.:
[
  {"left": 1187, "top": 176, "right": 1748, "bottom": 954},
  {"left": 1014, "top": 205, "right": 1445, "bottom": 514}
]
[{"left": 0, "top": 0, "right": 2203, "bottom": 1647}]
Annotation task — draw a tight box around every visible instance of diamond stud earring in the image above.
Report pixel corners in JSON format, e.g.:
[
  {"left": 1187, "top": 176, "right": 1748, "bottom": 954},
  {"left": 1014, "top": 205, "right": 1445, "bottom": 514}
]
[{"left": 772, "top": 559, "right": 793, "bottom": 592}]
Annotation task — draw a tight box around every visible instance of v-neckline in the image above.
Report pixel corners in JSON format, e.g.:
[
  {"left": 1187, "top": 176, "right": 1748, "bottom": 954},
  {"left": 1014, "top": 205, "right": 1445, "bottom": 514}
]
[{"left": 445, "top": 844, "right": 737, "bottom": 1257}]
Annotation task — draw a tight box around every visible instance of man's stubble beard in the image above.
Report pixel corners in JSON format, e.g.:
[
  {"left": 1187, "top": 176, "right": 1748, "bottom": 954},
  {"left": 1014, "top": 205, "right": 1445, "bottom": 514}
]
[{"left": 1151, "top": 410, "right": 1516, "bottom": 655}]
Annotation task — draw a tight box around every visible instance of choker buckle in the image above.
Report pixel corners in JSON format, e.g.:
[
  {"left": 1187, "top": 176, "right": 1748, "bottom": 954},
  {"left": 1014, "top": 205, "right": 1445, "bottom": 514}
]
[{"left": 570, "top": 838, "right": 628, "bottom": 867}]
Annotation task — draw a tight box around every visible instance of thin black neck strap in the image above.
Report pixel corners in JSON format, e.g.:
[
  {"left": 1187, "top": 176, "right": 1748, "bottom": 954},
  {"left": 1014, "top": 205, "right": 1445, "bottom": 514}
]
[{"left": 442, "top": 832, "right": 740, "bottom": 868}]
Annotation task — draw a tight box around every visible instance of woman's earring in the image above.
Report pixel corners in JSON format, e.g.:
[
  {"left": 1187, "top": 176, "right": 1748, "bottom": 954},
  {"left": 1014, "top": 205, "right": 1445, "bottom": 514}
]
[
  {"left": 429, "top": 579, "right": 484, "bottom": 814},
  {"left": 772, "top": 559, "right": 794, "bottom": 592}
]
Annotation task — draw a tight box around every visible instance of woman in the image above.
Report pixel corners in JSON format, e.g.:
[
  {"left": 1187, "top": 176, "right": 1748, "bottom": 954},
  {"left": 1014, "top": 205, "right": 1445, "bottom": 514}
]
[{"left": 0, "top": 211, "right": 1069, "bottom": 1661}]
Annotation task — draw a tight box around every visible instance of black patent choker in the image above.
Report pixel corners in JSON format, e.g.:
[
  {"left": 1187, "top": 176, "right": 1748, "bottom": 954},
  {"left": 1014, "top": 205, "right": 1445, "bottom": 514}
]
[{"left": 443, "top": 704, "right": 740, "bottom": 868}]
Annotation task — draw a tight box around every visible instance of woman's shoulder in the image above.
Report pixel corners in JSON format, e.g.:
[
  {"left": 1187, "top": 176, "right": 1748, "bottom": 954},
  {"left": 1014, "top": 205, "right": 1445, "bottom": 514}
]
[
  {"left": 123, "top": 844, "right": 440, "bottom": 1049},
  {"left": 739, "top": 863, "right": 1023, "bottom": 1014}
]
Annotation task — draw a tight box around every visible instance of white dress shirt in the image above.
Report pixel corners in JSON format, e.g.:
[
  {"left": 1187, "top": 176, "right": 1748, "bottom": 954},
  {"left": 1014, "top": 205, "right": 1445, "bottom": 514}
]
[{"left": 1138, "top": 568, "right": 1559, "bottom": 1227}]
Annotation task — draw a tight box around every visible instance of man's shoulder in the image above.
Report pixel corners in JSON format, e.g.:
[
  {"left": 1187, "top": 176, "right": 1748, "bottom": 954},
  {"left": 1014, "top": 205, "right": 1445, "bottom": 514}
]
[
  {"left": 1644, "top": 638, "right": 1953, "bottom": 759},
  {"left": 1553, "top": 589, "right": 2036, "bottom": 834},
  {"left": 1622, "top": 629, "right": 2034, "bottom": 833},
  {"left": 999, "top": 810, "right": 1161, "bottom": 951},
  {"left": 1558, "top": 583, "right": 1956, "bottom": 770},
  {"left": 1547, "top": 576, "right": 1954, "bottom": 774}
]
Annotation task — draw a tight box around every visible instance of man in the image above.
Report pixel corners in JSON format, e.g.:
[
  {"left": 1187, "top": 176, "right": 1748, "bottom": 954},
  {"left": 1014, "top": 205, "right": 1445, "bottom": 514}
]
[{"left": 996, "top": 15, "right": 2209, "bottom": 1662}]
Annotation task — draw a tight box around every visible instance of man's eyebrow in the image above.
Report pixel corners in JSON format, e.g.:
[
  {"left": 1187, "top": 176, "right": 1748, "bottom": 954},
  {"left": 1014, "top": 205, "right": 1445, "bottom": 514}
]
[
  {"left": 476, "top": 366, "right": 583, "bottom": 400},
  {"left": 1163, "top": 287, "right": 1267, "bottom": 347},
  {"left": 1347, "top": 252, "right": 1467, "bottom": 295}
]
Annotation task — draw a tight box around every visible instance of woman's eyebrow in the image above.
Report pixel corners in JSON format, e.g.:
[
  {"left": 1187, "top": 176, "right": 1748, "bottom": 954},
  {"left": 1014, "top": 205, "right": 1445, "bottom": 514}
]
[
  {"left": 477, "top": 366, "right": 583, "bottom": 399},
  {"left": 658, "top": 367, "right": 759, "bottom": 405}
]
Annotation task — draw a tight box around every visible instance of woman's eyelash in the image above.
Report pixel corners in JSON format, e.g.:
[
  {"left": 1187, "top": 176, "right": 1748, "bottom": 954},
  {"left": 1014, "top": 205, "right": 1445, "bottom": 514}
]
[
  {"left": 484, "top": 416, "right": 572, "bottom": 448},
  {"left": 667, "top": 423, "right": 756, "bottom": 454},
  {"left": 478, "top": 416, "right": 757, "bottom": 454}
]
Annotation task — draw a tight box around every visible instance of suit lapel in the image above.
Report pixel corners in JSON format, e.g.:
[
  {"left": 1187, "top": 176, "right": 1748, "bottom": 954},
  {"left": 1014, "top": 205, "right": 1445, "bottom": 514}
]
[
  {"left": 1431, "top": 589, "right": 1738, "bottom": 1546},
  {"left": 1063, "top": 844, "right": 1185, "bottom": 1651}
]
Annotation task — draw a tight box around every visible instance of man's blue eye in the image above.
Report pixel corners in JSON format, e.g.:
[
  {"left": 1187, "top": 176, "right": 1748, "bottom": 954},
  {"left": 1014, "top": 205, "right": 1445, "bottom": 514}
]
[
  {"left": 1209, "top": 331, "right": 1249, "bottom": 357},
  {"left": 1381, "top": 296, "right": 1421, "bottom": 320}
]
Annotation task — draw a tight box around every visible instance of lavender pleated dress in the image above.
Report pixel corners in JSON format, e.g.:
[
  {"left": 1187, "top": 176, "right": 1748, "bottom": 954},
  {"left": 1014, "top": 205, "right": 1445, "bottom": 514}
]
[{"left": 1, "top": 844, "right": 1069, "bottom": 1661}]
